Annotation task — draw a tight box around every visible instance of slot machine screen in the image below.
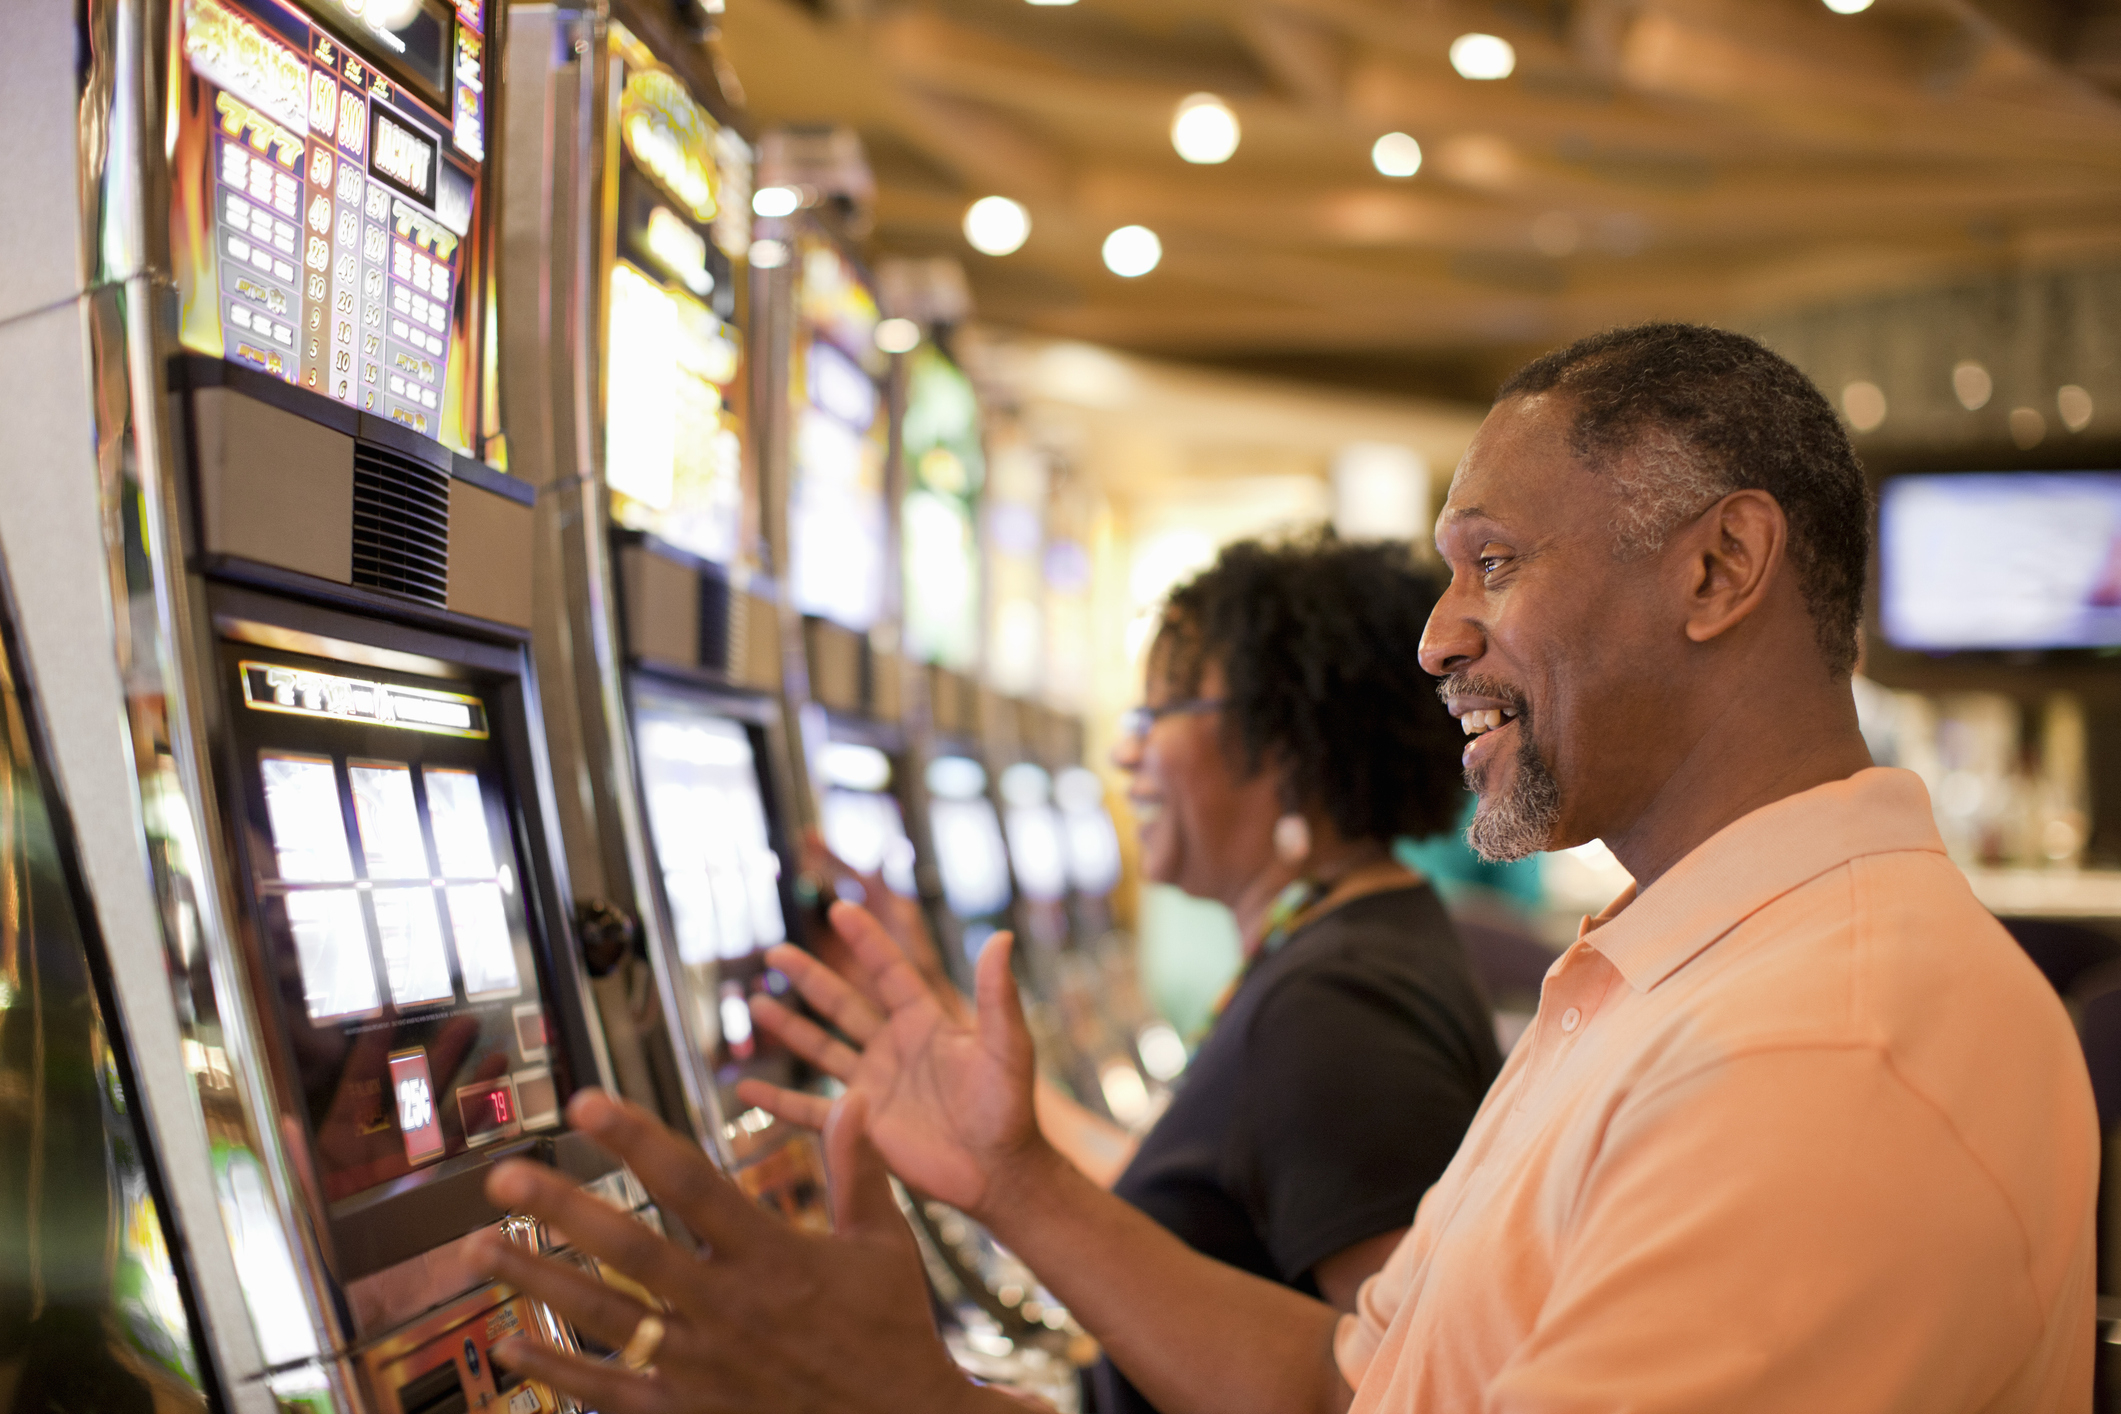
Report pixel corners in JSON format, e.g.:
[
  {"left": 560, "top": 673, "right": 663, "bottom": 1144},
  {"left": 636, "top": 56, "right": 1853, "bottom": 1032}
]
[
  {"left": 169, "top": 0, "right": 497, "bottom": 454},
  {"left": 926, "top": 756, "right": 1011, "bottom": 921},
  {"left": 602, "top": 27, "right": 753, "bottom": 565},
  {"left": 1878, "top": 472, "right": 2121, "bottom": 651},
  {"left": 816, "top": 742, "right": 916, "bottom": 898},
  {"left": 1055, "top": 766, "right": 1122, "bottom": 897},
  {"left": 998, "top": 763, "right": 1065, "bottom": 904},
  {"left": 902, "top": 346, "right": 985, "bottom": 670},
  {"left": 630, "top": 686, "right": 790, "bottom": 1072},
  {"left": 789, "top": 243, "right": 888, "bottom": 630},
  {"left": 228, "top": 649, "right": 563, "bottom": 1209}
]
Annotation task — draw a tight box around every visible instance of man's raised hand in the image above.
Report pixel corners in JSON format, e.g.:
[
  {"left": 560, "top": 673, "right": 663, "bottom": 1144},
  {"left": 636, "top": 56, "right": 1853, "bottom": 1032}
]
[{"left": 739, "top": 900, "right": 1042, "bottom": 1221}]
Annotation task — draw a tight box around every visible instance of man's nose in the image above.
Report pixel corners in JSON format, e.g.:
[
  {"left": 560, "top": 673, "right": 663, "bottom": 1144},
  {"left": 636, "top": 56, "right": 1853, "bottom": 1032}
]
[{"left": 1419, "top": 579, "right": 1485, "bottom": 677}]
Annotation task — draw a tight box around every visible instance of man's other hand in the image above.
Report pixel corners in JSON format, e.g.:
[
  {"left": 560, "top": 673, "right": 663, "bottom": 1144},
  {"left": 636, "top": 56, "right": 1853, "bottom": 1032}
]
[{"left": 468, "top": 1089, "right": 984, "bottom": 1414}]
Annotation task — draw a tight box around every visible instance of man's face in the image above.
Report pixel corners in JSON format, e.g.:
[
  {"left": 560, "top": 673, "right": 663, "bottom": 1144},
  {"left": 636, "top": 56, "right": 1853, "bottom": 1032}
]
[{"left": 1420, "top": 393, "right": 1679, "bottom": 861}]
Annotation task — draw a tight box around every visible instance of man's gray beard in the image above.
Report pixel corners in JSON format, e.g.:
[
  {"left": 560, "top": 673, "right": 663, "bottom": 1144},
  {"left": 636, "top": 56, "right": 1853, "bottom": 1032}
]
[{"left": 1465, "top": 722, "right": 1563, "bottom": 863}]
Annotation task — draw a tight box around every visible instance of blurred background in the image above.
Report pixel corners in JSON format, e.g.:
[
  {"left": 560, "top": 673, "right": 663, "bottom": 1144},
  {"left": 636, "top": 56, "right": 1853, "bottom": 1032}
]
[{"left": 709, "top": 0, "right": 2121, "bottom": 1035}]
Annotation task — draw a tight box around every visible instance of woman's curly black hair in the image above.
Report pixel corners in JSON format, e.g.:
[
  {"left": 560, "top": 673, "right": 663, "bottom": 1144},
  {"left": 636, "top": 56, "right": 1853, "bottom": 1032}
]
[{"left": 1154, "top": 528, "right": 1463, "bottom": 845}]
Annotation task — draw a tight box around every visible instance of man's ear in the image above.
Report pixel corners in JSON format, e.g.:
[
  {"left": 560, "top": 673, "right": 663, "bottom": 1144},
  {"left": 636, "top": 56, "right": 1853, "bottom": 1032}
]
[{"left": 1678, "top": 489, "right": 1787, "bottom": 645}]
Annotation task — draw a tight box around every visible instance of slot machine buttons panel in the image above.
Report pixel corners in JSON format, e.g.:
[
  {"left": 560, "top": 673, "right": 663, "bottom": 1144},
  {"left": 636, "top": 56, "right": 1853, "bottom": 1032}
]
[{"left": 361, "top": 1282, "right": 556, "bottom": 1414}]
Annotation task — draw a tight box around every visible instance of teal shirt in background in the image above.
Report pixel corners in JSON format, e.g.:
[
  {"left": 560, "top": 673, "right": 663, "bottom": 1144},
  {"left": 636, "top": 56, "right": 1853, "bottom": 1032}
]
[
  {"left": 1395, "top": 795, "right": 1544, "bottom": 910},
  {"left": 1141, "top": 797, "right": 1543, "bottom": 1038}
]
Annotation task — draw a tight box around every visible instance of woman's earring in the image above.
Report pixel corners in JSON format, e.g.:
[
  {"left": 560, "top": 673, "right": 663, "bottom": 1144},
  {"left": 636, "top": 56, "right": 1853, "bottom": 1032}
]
[{"left": 1273, "top": 812, "right": 1312, "bottom": 865}]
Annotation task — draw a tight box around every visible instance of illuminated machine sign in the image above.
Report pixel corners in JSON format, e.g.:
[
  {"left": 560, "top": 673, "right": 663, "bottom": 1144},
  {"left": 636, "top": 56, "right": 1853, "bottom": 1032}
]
[
  {"left": 241, "top": 661, "right": 491, "bottom": 738},
  {"left": 603, "top": 33, "right": 743, "bottom": 565},
  {"left": 172, "top": 0, "right": 489, "bottom": 449},
  {"left": 389, "top": 1047, "right": 446, "bottom": 1165},
  {"left": 789, "top": 243, "right": 888, "bottom": 630},
  {"left": 620, "top": 67, "right": 718, "bottom": 224},
  {"left": 370, "top": 106, "right": 438, "bottom": 204}
]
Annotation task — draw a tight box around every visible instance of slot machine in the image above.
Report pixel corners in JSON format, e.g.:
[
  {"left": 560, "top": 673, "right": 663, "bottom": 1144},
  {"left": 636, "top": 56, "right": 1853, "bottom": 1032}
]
[
  {"left": 1, "top": 1, "right": 628, "bottom": 1408},
  {"left": 498, "top": 4, "right": 830, "bottom": 1218}
]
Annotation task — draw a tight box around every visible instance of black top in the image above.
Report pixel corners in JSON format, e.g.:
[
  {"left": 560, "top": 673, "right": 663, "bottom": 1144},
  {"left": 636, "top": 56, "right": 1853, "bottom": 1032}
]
[{"left": 1093, "top": 883, "right": 1501, "bottom": 1414}]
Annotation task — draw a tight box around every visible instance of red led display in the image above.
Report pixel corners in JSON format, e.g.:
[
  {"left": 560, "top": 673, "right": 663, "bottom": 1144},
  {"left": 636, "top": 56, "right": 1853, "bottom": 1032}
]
[{"left": 456, "top": 1074, "right": 520, "bottom": 1145}]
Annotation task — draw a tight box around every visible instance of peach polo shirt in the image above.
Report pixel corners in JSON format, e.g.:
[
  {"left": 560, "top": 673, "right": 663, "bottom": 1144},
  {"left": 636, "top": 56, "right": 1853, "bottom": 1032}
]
[{"left": 1337, "top": 767, "right": 2098, "bottom": 1413}]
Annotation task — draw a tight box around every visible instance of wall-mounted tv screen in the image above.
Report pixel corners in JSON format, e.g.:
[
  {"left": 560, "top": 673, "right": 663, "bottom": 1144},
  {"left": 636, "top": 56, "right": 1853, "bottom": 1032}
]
[{"left": 1878, "top": 472, "right": 2121, "bottom": 652}]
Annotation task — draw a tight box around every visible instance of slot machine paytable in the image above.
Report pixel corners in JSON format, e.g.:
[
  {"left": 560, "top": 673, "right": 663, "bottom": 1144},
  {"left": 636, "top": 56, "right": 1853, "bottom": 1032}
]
[{"left": 1, "top": 1, "right": 631, "bottom": 1408}]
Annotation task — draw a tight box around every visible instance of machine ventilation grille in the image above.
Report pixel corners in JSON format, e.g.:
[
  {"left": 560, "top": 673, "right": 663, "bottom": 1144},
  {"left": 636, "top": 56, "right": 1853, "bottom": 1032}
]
[{"left": 351, "top": 445, "right": 450, "bottom": 607}]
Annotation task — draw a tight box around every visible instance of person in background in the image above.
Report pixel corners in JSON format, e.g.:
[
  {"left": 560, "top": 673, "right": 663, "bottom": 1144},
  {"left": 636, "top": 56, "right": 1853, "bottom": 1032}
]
[
  {"left": 778, "top": 532, "right": 1500, "bottom": 1414},
  {"left": 467, "top": 322, "right": 2095, "bottom": 1414}
]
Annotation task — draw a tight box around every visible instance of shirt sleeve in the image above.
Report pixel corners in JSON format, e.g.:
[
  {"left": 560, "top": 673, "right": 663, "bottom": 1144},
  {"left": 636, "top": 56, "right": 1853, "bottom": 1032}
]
[
  {"left": 1231, "top": 950, "right": 1488, "bottom": 1284},
  {"left": 1484, "top": 1044, "right": 2069, "bottom": 1414}
]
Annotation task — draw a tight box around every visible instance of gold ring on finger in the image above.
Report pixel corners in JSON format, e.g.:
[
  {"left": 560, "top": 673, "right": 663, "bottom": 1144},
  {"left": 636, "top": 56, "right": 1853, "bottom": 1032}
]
[{"left": 620, "top": 1313, "right": 665, "bottom": 1372}]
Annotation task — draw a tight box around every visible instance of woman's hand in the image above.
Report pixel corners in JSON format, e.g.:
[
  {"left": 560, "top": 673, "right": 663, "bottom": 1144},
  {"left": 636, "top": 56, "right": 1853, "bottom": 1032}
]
[{"left": 739, "top": 901, "right": 1042, "bottom": 1220}]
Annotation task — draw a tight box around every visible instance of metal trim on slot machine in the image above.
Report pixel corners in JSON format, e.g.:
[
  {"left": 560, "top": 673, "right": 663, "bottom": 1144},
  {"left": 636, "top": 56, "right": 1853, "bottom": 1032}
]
[
  {"left": 1, "top": 1, "right": 630, "bottom": 1409},
  {"left": 499, "top": 2, "right": 831, "bottom": 1219}
]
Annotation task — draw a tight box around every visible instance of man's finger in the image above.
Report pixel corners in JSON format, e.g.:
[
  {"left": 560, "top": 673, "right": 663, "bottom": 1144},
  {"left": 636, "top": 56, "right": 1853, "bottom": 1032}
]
[
  {"left": 487, "top": 1336, "right": 665, "bottom": 1414},
  {"left": 484, "top": 1159, "right": 702, "bottom": 1305},
  {"left": 561, "top": 1090, "right": 772, "bottom": 1260},
  {"left": 975, "top": 931, "right": 1034, "bottom": 1073},
  {"left": 468, "top": 1229, "right": 658, "bottom": 1352},
  {"left": 823, "top": 1092, "right": 904, "bottom": 1237},
  {"left": 828, "top": 901, "right": 937, "bottom": 1013},
  {"left": 746, "top": 996, "right": 860, "bottom": 1080},
  {"left": 732, "top": 1077, "right": 834, "bottom": 1132},
  {"left": 760, "top": 946, "right": 885, "bottom": 1045}
]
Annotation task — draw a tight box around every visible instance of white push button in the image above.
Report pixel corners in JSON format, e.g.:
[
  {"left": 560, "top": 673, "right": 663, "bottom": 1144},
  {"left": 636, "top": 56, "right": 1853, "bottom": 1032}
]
[{"left": 1561, "top": 1007, "right": 1582, "bottom": 1033}]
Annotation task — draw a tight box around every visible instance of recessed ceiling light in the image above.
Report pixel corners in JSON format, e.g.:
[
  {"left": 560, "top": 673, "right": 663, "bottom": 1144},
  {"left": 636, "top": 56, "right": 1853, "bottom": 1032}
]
[
  {"left": 1952, "top": 360, "right": 1993, "bottom": 411},
  {"left": 1171, "top": 94, "right": 1240, "bottom": 165},
  {"left": 963, "top": 196, "right": 1031, "bottom": 256},
  {"left": 1102, "top": 225, "right": 1162, "bottom": 277},
  {"left": 875, "top": 318, "right": 921, "bottom": 354},
  {"left": 751, "top": 186, "right": 800, "bottom": 218},
  {"left": 1449, "top": 33, "right": 1516, "bottom": 80},
  {"left": 1841, "top": 381, "right": 1887, "bottom": 433},
  {"left": 1371, "top": 132, "right": 1422, "bottom": 178},
  {"left": 1823, "top": 0, "right": 1873, "bottom": 13}
]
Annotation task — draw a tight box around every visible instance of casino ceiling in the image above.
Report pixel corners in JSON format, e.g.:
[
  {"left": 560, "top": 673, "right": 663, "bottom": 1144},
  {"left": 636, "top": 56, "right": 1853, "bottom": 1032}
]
[{"left": 715, "top": 0, "right": 2121, "bottom": 399}]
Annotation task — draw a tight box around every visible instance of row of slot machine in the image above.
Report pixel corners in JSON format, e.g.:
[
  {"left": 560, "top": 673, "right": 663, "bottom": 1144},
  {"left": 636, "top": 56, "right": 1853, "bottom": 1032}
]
[{"left": 0, "top": 1, "right": 1148, "bottom": 1412}]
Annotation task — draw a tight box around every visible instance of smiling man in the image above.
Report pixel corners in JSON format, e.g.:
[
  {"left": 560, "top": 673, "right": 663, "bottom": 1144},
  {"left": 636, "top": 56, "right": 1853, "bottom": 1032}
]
[{"left": 472, "top": 323, "right": 2096, "bottom": 1414}]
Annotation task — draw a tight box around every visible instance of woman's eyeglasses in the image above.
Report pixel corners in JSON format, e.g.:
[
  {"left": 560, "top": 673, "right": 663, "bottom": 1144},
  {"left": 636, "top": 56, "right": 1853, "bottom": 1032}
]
[{"left": 1117, "top": 698, "right": 1225, "bottom": 742}]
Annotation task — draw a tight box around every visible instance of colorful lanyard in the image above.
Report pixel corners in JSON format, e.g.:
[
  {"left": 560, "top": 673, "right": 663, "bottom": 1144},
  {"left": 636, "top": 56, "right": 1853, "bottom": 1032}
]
[{"left": 1194, "top": 877, "right": 1331, "bottom": 1043}]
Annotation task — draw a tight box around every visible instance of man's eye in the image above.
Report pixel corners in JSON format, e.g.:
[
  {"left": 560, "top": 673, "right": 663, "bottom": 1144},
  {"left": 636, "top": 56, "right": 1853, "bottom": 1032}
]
[{"left": 1477, "top": 556, "right": 1508, "bottom": 576}]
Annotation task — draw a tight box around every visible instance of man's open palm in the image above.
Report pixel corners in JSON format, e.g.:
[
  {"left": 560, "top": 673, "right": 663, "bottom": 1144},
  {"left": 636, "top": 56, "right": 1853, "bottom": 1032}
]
[{"left": 740, "top": 901, "right": 1039, "bottom": 1219}]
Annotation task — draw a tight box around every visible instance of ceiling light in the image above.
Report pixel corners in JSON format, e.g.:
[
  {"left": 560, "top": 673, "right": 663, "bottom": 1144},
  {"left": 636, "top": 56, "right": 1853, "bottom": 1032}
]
[
  {"left": 963, "top": 196, "right": 1031, "bottom": 256},
  {"left": 1025, "top": 0, "right": 1076, "bottom": 6},
  {"left": 2058, "top": 384, "right": 2095, "bottom": 432},
  {"left": 1841, "top": 381, "right": 1887, "bottom": 433},
  {"left": 1449, "top": 33, "right": 1516, "bottom": 80},
  {"left": 1952, "top": 360, "right": 1992, "bottom": 411},
  {"left": 1171, "top": 94, "right": 1240, "bottom": 165},
  {"left": 1823, "top": 0, "right": 1873, "bottom": 12},
  {"left": 751, "top": 186, "right": 799, "bottom": 218},
  {"left": 875, "top": 318, "right": 921, "bottom": 354},
  {"left": 1371, "top": 132, "right": 1422, "bottom": 178},
  {"left": 1102, "top": 225, "right": 1161, "bottom": 277},
  {"left": 2009, "top": 406, "right": 2047, "bottom": 448}
]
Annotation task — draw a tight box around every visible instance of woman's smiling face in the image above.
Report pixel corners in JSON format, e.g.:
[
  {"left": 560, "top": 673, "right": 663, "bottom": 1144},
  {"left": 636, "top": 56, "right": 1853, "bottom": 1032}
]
[{"left": 1111, "top": 642, "right": 1282, "bottom": 906}]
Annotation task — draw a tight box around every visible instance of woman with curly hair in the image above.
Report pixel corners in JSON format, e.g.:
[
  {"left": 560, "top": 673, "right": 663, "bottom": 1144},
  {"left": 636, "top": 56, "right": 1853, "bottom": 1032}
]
[{"left": 759, "top": 529, "right": 1499, "bottom": 1414}]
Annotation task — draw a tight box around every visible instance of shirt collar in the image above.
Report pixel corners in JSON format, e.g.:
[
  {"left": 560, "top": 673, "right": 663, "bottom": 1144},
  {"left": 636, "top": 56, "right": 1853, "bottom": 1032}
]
[{"left": 1576, "top": 767, "right": 1946, "bottom": 993}]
